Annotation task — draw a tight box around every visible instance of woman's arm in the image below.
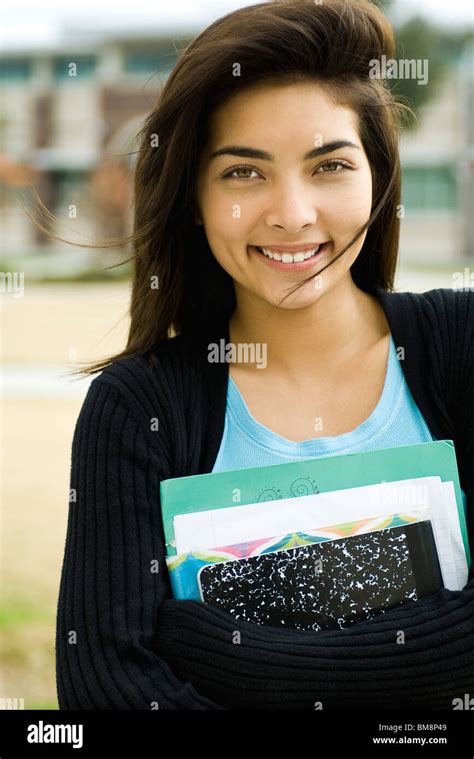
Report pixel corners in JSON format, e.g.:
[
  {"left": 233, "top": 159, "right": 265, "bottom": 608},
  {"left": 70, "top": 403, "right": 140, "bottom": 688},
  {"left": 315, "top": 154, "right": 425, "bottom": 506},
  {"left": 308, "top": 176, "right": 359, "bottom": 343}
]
[
  {"left": 154, "top": 577, "right": 474, "bottom": 710},
  {"left": 55, "top": 378, "right": 224, "bottom": 710}
]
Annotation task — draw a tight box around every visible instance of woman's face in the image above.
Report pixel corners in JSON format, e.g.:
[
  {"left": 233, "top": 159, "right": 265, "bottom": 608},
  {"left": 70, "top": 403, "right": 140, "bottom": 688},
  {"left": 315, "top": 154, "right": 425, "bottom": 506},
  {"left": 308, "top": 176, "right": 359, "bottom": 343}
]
[{"left": 196, "top": 81, "right": 373, "bottom": 309}]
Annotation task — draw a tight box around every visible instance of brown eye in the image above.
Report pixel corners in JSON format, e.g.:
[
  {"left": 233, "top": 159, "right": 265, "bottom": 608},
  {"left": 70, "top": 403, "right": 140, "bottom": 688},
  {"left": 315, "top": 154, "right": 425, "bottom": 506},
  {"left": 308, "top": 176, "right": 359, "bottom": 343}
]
[
  {"left": 222, "top": 165, "right": 260, "bottom": 181},
  {"left": 234, "top": 167, "right": 253, "bottom": 179},
  {"left": 315, "top": 160, "right": 352, "bottom": 174}
]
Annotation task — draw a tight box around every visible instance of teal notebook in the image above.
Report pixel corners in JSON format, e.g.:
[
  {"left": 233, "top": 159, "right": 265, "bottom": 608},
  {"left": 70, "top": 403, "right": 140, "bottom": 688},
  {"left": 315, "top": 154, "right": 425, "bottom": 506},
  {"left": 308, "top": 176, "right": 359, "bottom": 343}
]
[{"left": 160, "top": 440, "right": 471, "bottom": 565}]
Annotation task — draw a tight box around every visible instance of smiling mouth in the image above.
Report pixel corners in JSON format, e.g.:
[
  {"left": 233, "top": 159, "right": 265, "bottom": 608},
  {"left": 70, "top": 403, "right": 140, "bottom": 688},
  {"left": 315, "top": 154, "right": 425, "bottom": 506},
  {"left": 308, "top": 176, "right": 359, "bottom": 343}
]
[{"left": 252, "top": 243, "right": 329, "bottom": 263}]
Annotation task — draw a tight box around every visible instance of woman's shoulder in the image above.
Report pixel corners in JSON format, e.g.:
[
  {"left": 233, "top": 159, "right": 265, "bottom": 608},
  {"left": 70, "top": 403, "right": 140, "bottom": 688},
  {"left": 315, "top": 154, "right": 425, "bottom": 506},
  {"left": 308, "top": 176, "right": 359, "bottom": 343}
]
[
  {"left": 411, "top": 285, "right": 474, "bottom": 307},
  {"left": 98, "top": 333, "right": 195, "bottom": 384},
  {"left": 377, "top": 285, "right": 474, "bottom": 332},
  {"left": 82, "top": 332, "right": 201, "bottom": 423},
  {"left": 377, "top": 283, "right": 473, "bottom": 303},
  {"left": 407, "top": 287, "right": 473, "bottom": 339}
]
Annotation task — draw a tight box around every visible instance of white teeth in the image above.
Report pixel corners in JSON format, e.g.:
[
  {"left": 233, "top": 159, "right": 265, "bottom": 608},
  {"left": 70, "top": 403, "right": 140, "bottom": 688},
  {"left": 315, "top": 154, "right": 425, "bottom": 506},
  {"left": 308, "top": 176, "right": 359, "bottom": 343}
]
[{"left": 260, "top": 246, "right": 320, "bottom": 263}]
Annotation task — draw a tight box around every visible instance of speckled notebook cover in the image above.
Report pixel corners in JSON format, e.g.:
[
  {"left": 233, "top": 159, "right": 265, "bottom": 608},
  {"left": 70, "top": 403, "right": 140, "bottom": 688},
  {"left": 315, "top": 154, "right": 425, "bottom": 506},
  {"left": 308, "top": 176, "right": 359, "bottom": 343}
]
[{"left": 197, "top": 521, "right": 443, "bottom": 631}]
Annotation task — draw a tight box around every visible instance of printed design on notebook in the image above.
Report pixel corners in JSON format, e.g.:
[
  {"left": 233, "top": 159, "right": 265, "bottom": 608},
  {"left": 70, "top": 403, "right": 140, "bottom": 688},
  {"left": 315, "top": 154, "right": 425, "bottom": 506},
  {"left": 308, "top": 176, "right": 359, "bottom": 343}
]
[
  {"left": 256, "top": 486, "right": 283, "bottom": 502},
  {"left": 255, "top": 476, "right": 320, "bottom": 503},
  {"left": 289, "top": 477, "right": 320, "bottom": 498}
]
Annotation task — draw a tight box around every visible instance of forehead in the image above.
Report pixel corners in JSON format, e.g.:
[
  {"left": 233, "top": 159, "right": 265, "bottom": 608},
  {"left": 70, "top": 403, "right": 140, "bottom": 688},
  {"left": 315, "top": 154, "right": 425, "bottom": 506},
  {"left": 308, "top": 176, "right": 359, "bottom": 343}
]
[{"left": 206, "top": 82, "right": 359, "bottom": 150}]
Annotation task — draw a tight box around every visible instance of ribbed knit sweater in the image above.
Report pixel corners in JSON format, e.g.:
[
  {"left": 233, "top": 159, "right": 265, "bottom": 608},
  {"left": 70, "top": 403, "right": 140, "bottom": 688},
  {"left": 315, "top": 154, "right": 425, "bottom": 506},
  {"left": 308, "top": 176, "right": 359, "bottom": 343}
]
[{"left": 56, "top": 285, "right": 474, "bottom": 710}]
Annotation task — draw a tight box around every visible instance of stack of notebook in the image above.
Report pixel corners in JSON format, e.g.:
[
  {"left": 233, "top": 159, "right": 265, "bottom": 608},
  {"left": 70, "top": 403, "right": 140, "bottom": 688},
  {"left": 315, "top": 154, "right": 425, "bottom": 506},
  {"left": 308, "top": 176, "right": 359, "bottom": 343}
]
[{"left": 160, "top": 440, "right": 470, "bottom": 631}]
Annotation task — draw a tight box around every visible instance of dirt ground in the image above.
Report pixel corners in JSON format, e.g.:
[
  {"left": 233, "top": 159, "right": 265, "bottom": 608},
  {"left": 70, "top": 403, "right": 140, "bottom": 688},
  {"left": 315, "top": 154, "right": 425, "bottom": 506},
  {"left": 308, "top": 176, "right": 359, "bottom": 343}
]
[{"left": 2, "top": 283, "right": 130, "bottom": 708}]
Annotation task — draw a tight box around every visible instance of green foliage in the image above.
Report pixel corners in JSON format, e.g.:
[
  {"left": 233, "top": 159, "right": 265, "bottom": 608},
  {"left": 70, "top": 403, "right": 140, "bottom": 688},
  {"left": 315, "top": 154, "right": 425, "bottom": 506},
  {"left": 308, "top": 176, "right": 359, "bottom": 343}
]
[
  {"left": 392, "top": 16, "right": 447, "bottom": 126},
  {"left": 370, "top": 1, "right": 468, "bottom": 128},
  {"left": 371, "top": 0, "right": 394, "bottom": 10},
  {"left": 0, "top": 599, "right": 54, "bottom": 629}
]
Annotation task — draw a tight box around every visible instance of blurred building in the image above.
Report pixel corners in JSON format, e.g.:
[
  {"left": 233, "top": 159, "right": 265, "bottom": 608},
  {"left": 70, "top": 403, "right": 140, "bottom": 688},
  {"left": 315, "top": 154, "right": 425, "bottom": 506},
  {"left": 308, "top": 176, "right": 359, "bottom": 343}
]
[
  {"left": 0, "top": 31, "right": 188, "bottom": 259},
  {"left": 399, "top": 41, "right": 474, "bottom": 264},
  {"left": 0, "top": 30, "right": 473, "bottom": 266}
]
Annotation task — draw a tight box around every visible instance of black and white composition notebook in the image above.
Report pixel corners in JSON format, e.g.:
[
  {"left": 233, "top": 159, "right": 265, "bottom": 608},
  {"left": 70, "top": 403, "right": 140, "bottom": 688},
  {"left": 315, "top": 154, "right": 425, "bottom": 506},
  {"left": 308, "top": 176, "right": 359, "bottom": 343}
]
[{"left": 197, "top": 521, "right": 444, "bottom": 631}]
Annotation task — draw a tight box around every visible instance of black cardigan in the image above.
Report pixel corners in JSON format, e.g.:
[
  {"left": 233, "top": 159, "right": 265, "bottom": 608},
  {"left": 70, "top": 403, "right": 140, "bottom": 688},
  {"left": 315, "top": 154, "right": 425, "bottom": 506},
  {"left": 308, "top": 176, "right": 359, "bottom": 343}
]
[{"left": 56, "top": 286, "right": 474, "bottom": 710}]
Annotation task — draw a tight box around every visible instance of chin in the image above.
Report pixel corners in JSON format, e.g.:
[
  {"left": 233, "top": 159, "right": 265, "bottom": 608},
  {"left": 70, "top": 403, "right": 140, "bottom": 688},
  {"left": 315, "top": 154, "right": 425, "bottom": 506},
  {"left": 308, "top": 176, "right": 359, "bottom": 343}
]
[{"left": 263, "top": 285, "right": 327, "bottom": 310}]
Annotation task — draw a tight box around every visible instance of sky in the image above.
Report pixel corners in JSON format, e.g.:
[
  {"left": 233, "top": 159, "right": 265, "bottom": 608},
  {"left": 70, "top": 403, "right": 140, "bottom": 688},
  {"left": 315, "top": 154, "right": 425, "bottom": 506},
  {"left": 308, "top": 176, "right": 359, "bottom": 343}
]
[{"left": 1, "top": 0, "right": 473, "bottom": 51}]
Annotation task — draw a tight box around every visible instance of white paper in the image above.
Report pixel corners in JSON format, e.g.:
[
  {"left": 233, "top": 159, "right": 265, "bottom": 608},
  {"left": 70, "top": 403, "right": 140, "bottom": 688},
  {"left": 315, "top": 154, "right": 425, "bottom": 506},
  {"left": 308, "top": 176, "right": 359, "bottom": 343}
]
[
  {"left": 440, "top": 480, "right": 469, "bottom": 589},
  {"left": 174, "top": 476, "right": 441, "bottom": 550},
  {"left": 174, "top": 475, "right": 468, "bottom": 592}
]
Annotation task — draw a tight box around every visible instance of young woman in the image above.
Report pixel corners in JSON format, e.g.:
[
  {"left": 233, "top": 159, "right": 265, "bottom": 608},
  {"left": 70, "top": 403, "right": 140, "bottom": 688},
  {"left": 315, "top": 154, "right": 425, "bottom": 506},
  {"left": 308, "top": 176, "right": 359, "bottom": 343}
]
[{"left": 56, "top": 0, "right": 474, "bottom": 710}]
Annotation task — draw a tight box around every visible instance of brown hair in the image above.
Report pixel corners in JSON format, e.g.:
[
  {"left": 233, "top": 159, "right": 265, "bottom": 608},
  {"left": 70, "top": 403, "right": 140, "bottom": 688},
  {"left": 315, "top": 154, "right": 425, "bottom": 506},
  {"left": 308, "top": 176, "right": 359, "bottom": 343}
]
[{"left": 33, "top": 0, "right": 411, "bottom": 377}]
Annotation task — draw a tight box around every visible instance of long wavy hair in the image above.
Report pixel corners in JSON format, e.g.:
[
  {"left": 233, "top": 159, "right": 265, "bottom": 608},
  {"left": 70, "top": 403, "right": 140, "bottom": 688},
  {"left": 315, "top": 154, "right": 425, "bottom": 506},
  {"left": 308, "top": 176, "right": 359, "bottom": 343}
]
[{"left": 32, "top": 0, "right": 411, "bottom": 377}]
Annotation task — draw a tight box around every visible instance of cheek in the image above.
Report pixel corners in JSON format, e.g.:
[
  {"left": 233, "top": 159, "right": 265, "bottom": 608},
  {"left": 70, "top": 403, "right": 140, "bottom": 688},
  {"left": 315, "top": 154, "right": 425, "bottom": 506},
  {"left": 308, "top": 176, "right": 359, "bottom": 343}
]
[
  {"left": 326, "top": 174, "right": 372, "bottom": 227},
  {"left": 204, "top": 193, "right": 258, "bottom": 242}
]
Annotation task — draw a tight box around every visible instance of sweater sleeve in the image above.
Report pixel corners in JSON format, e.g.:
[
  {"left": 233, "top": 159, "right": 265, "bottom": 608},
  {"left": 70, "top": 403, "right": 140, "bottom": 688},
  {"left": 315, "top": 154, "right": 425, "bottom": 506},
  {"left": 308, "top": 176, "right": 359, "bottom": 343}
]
[
  {"left": 154, "top": 573, "right": 474, "bottom": 710},
  {"left": 55, "top": 378, "right": 224, "bottom": 710}
]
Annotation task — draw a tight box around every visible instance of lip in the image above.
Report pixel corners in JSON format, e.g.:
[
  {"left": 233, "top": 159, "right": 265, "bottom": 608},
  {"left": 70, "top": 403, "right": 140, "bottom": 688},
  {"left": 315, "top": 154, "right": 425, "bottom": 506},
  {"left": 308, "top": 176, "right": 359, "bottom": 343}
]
[{"left": 248, "top": 243, "right": 330, "bottom": 272}]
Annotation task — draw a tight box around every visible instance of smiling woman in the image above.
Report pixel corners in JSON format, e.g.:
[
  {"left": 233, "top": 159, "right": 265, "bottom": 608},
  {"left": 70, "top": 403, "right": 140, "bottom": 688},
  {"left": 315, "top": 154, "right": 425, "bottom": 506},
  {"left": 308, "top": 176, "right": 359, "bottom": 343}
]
[
  {"left": 196, "top": 83, "right": 372, "bottom": 303},
  {"left": 192, "top": 75, "right": 398, "bottom": 444},
  {"left": 195, "top": 81, "right": 377, "bottom": 331},
  {"left": 58, "top": 0, "right": 407, "bottom": 374},
  {"left": 54, "top": 0, "right": 474, "bottom": 713}
]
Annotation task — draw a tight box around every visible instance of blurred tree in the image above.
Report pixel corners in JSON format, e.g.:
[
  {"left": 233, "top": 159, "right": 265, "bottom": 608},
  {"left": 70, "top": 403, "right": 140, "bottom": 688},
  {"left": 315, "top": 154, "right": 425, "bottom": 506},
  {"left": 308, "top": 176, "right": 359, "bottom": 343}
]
[
  {"left": 392, "top": 15, "right": 446, "bottom": 127},
  {"left": 0, "top": 154, "right": 37, "bottom": 186},
  {"left": 370, "top": 0, "right": 469, "bottom": 128},
  {"left": 371, "top": 0, "right": 393, "bottom": 13},
  {"left": 91, "top": 160, "right": 133, "bottom": 240}
]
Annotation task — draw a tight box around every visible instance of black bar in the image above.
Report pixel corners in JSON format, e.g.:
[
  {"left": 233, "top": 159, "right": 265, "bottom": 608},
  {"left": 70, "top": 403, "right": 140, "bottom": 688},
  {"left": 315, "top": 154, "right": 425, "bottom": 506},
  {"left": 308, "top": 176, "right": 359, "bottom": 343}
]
[{"left": 0, "top": 708, "right": 472, "bottom": 757}]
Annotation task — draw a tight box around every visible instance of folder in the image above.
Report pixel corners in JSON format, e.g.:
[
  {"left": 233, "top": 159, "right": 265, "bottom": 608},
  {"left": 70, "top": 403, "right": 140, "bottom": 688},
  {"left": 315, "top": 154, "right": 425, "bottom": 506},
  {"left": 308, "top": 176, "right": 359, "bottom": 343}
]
[{"left": 160, "top": 440, "right": 470, "bottom": 565}]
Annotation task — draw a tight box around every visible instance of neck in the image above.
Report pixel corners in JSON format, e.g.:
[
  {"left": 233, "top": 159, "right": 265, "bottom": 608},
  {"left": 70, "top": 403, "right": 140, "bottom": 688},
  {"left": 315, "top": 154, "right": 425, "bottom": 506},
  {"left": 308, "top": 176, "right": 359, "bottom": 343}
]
[{"left": 228, "top": 275, "right": 387, "bottom": 379}]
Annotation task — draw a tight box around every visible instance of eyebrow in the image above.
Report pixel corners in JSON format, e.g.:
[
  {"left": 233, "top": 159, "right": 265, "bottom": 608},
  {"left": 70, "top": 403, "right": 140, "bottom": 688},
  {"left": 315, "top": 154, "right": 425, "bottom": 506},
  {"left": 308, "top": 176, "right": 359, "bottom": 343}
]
[{"left": 208, "top": 140, "right": 361, "bottom": 162}]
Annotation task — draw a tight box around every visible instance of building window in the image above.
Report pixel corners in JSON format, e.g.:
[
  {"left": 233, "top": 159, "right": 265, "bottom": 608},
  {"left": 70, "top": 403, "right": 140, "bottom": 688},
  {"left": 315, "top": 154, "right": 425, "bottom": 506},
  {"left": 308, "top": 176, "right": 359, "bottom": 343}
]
[
  {"left": 401, "top": 165, "right": 458, "bottom": 212},
  {"left": 124, "top": 49, "right": 177, "bottom": 75},
  {"left": 50, "top": 170, "right": 90, "bottom": 213},
  {"left": 0, "top": 59, "right": 33, "bottom": 82},
  {"left": 53, "top": 56, "right": 96, "bottom": 81}
]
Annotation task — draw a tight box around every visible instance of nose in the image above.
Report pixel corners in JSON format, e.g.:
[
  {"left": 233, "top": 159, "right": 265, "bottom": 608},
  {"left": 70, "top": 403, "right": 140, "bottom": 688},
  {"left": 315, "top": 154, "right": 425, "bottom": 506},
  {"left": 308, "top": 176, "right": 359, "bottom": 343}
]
[{"left": 264, "top": 179, "right": 318, "bottom": 232}]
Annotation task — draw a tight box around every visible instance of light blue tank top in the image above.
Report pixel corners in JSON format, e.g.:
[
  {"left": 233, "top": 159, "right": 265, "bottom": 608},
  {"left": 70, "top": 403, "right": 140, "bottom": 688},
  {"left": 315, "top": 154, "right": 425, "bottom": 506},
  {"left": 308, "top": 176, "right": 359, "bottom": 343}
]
[
  {"left": 212, "top": 334, "right": 437, "bottom": 471},
  {"left": 211, "top": 331, "right": 467, "bottom": 560}
]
